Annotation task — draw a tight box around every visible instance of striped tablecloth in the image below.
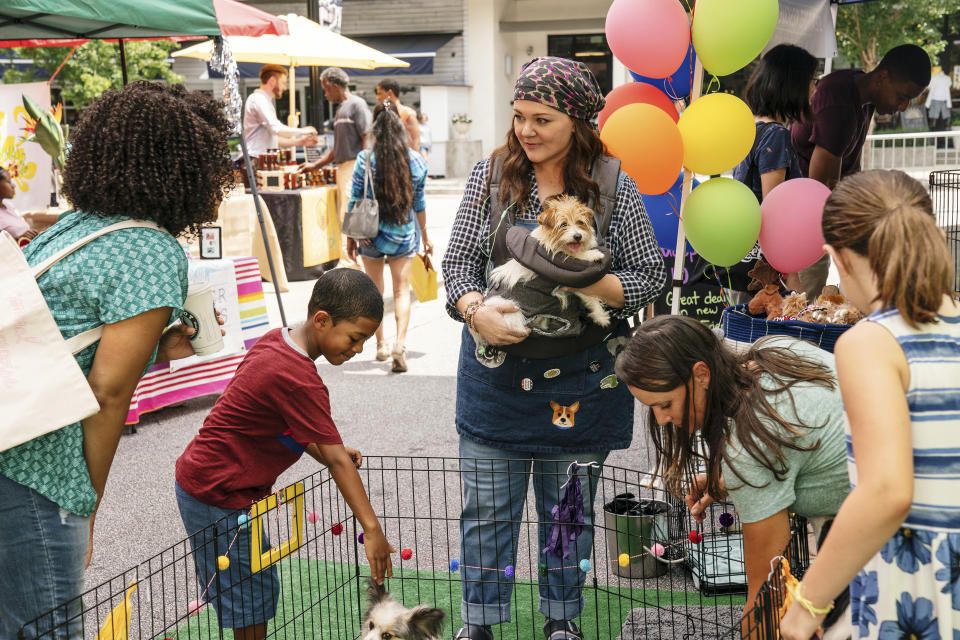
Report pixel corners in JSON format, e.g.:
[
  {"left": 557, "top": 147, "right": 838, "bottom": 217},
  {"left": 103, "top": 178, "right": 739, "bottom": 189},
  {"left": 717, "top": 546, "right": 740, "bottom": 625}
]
[{"left": 125, "top": 257, "right": 271, "bottom": 424}]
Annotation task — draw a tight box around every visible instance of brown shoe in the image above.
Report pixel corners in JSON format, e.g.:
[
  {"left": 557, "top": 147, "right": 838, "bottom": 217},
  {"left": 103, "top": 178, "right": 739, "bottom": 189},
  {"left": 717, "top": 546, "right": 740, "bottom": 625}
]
[
  {"left": 391, "top": 345, "right": 407, "bottom": 373},
  {"left": 375, "top": 341, "right": 391, "bottom": 361}
]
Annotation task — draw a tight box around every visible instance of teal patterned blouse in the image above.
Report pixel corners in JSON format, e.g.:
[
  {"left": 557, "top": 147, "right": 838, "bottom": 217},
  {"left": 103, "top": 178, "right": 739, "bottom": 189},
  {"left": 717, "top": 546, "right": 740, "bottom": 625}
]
[{"left": 0, "top": 210, "right": 188, "bottom": 516}]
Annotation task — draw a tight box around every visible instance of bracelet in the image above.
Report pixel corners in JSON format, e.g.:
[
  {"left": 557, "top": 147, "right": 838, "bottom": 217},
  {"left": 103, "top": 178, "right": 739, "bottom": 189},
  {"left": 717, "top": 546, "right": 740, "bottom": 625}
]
[
  {"left": 463, "top": 301, "right": 484, "bottom": 330},
  {"left": 787, "top": 582, "right": 834, "bottom": 618}
]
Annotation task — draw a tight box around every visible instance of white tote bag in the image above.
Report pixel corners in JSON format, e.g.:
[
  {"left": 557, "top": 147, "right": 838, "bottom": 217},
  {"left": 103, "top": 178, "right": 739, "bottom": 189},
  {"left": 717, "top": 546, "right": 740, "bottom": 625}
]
[{"left": 0, "top": 219, "right": 162, "bottom": 452}]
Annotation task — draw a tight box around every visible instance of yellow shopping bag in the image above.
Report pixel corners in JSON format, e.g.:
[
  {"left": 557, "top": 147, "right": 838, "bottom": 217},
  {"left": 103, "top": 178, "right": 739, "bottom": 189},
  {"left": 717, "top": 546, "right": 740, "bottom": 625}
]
[{"left": 411, "top": 253, "right": 438, "bottom": 302}]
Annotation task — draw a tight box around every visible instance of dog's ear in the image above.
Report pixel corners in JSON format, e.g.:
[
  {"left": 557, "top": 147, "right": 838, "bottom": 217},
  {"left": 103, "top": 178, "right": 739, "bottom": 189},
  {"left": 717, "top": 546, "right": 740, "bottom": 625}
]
[
  {"left": 406, "top": 606, "right": 445, "bottom": 639},
  {"left": 538, "top": 204, "right": 556, "bottom": 228},
  {"left": 550, "top": 401, "right": 560, "bottom": 411},
  {"left": 569, "top": 401, "right": 580, "bottom": 413},
  {"left": 365, "top": 577, "right": 388, "bottom": 608}
]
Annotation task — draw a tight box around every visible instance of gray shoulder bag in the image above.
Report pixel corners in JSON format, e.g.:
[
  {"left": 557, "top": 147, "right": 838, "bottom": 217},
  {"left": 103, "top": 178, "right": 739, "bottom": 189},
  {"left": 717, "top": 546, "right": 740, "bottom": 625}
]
[{"left": 342, "top": 153, "right": 379, "bottom": 239}]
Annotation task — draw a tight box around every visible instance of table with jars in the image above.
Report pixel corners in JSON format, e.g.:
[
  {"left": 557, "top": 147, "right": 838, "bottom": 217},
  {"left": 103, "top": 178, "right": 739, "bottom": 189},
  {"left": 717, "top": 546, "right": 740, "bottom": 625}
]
[{"left": 249, "top": 148, "right": 341, "bottom": 280}]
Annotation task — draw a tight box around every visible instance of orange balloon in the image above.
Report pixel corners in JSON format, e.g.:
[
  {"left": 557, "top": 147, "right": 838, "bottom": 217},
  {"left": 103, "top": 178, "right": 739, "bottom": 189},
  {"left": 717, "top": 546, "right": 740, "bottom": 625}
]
[
  {"left": 599, "top": 83, "right": 679, "bottom": 131},
  {"left": 600, "top": 103, "right": 683, "bottom": 195}
]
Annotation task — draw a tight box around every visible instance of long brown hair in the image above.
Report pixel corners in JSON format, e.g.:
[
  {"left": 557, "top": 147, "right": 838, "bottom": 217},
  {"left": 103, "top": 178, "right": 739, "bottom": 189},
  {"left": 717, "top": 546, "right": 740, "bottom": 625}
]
[
  {"left": 614, "top": 315, "right": 836, "bottom": 501},
  {"left": 822, "top": 170, "right": 954, "bottom": 328},
  {"left": 370, "top": 100, "right": 413, "bottom": 225},
  {"left": 486, "top": 116, "right": 607, "bottom": 212}
]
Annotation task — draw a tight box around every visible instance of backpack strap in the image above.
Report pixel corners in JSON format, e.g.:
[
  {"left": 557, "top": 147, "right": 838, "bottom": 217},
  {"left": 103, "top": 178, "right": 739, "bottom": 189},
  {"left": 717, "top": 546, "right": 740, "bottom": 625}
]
[
  {"left": 590, "top": 155, "right": 621, "bottom": 239},
  {"left": 743, "top": 122, "right": 778, "bottom": 200},
  {"left": 32, "top": 219, "right": 166, "bottom": 354}
]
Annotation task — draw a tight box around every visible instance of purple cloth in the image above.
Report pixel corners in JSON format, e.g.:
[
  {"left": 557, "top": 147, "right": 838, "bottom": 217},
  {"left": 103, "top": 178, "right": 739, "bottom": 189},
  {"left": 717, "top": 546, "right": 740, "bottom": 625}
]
[
  {"left": 513, "top": 56, "right": 605, "bottom": 121},
  {"left": 543, "top": 464, "right": 586, "bottom": 559}
]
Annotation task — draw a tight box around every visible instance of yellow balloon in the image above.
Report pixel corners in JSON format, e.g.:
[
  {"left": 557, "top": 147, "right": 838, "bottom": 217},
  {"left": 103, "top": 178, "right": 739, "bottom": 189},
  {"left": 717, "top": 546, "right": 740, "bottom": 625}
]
[{"left": 678, "top": 93, "right": 755, "bottom": 176}]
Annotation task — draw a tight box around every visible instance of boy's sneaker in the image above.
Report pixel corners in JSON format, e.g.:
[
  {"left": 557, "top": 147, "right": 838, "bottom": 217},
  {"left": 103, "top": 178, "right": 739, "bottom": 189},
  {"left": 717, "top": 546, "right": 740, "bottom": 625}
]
[
  {"left": 544, "top": 619, "right": 583, "bottom": 640},
  {"left": 391, "top": 344, "right": 408, "bottom": 373},
  {"left": 375, "top": 341, "right": 391, "bottom": 361}
]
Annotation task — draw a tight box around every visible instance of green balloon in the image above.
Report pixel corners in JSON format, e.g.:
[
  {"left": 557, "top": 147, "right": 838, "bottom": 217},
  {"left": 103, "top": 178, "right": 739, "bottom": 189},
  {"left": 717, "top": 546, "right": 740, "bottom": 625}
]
[
  {"left": 692, "top": 0, "right": 779, "bottom": 77},
  {"left": 682, "top": 178, "right": 761, "bottom": 267}
]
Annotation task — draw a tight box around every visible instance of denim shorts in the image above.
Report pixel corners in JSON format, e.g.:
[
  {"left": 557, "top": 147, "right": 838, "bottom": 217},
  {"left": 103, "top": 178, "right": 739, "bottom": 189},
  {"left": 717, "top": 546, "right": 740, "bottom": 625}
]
[
  {"left": 175, "top": 482, "right": 280, "bottom": 629},
  {"left": 357, "top": 240, "right": 416, "bottom": 260}
]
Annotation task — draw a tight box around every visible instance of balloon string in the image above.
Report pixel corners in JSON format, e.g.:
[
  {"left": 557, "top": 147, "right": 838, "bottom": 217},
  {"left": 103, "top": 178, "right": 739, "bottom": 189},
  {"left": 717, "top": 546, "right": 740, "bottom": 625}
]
[{"left": 704, "top": 75, "right": 721, "bottom": 95}]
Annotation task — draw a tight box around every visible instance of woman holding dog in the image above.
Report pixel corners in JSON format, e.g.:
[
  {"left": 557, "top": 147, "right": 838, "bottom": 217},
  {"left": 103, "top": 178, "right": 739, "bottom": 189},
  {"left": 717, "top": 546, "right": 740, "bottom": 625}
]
[
  {"left": 441, "top": 57, "right": 664, "bottom": 640},
  {"left": 616, "top": 316, "right": 851, "bottom": 630}
]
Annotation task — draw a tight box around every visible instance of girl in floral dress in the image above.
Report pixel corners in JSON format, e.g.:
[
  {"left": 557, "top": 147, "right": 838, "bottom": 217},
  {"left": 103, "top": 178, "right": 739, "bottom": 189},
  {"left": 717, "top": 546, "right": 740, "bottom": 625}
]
[{"left": 780, "top": 170, "right": 960, "bottom": 639}]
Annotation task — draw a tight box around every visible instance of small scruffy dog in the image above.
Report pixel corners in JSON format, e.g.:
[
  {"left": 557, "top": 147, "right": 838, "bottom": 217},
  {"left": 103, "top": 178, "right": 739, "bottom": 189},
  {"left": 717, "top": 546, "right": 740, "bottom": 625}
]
[
  {"left": 473, "top": 195, "right": 609, "bottom": 348},
  {"left": 362, "top": 578, "right": 445, "bottom": 640}
]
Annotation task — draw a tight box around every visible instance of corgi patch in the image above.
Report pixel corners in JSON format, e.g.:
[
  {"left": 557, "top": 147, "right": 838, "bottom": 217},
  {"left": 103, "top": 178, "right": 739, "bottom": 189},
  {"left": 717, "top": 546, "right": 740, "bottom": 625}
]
[{"left": 549, "top": 401, "right": 579, "bottom": 429}]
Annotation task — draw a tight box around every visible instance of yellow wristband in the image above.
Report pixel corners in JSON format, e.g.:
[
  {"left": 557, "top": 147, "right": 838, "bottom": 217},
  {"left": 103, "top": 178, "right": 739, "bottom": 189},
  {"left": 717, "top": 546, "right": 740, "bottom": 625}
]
[{"left": 788, "top": 582, "right": 834, "bottom": 618}]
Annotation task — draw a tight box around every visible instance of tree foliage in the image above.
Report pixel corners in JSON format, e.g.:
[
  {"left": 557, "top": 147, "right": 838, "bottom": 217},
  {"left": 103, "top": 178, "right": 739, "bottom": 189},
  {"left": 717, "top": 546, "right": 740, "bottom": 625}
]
[
  {"left": 836, "top": 1, "right": 960, "bottom": 71},
  {"left": 1, "top": 40, "right": 183, "bottom": 110}
]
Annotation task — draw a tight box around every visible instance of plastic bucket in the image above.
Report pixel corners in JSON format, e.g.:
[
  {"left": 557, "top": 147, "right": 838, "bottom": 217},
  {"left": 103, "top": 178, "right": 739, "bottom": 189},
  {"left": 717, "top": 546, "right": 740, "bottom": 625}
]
[{"left": 603, "top": 493, "right": 671, "bottom": 579}]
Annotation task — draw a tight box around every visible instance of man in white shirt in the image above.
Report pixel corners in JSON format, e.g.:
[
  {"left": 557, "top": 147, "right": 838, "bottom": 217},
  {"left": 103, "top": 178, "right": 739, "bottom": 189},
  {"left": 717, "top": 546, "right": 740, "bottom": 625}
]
[
  {"left": 243, "top": 64, "right": 318, "bottom": 157},
  {"left": 924, "top": 65, "right": 953, "bottom": 140}
]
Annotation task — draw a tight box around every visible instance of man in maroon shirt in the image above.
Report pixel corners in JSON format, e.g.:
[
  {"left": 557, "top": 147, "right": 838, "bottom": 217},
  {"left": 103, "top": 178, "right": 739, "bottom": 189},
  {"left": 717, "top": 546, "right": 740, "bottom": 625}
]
[{"left": 790, "top": 43, "right": 930, "bottom": 293}]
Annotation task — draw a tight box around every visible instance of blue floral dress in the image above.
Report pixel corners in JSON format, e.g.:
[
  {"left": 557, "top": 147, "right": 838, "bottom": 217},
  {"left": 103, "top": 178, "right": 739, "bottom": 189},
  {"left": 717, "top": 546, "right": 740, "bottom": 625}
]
[{"left": 847, "top": 309, "right": 960, "bottom": 639}]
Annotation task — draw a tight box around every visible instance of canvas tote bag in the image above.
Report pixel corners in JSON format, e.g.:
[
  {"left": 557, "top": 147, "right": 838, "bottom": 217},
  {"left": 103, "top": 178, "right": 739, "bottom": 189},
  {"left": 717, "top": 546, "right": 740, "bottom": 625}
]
[
  {"left": 0, "top": 219, "right": 162, "bottom": 452},
  {"left": 341, "top": 153, "right": 379, "bottom": 239}
]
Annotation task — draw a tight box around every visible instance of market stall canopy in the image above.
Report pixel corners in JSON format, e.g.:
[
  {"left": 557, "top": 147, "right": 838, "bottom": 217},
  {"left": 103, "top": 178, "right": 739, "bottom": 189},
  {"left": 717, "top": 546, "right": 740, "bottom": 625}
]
[
  {"left": 0, "top": 0, "right": 288, "bottom": 47},
  {"left": 173, "top": 13, "right": 409, "bottom": 70}
]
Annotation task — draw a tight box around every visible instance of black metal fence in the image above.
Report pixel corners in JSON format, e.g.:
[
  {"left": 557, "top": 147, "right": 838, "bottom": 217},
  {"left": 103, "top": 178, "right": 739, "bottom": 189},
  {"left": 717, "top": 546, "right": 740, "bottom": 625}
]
[
  {"left": 21, "top": 456, "right": 811, "bottom": 640},
  {"left": 928, "top": 169, "right": 960, "bottom": 295}
]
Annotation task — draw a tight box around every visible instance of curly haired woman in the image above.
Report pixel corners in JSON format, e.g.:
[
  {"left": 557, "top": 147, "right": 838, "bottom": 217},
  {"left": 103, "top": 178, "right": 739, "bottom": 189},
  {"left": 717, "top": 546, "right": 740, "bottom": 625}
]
[
  {"left": 346, "top": 100, "right": 431, "bottom": 373},
  {"left": 0, "top": 82, "right": 235, "bottom": 639}
]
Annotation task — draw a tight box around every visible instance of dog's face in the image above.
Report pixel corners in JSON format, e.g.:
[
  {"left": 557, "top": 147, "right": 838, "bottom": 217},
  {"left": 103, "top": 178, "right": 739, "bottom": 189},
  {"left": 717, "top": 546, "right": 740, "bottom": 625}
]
[
  {"left": 549, "top": 401, "right": 579, "bottom": 428},
  {"left": 535, "top": 195, "right": 597, "bottom": 258},
  {"left": 363, "top": 579, "right": 445, "bottom": 640}
]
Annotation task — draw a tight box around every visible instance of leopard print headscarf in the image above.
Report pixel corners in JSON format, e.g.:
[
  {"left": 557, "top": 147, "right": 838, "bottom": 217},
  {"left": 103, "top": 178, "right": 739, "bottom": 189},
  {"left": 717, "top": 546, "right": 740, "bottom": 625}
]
[{"left": 513, "top": 56, "right": 605, "bottom": 121}]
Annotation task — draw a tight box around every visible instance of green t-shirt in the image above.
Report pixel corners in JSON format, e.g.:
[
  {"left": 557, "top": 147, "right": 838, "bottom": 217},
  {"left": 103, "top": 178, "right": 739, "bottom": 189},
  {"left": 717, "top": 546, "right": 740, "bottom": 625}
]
[
  {"left": 722, "top": 338, "right": 850, "bottom": 523},
  {"left": 0, "top": 210, "right": 188, "bottom": 516}
]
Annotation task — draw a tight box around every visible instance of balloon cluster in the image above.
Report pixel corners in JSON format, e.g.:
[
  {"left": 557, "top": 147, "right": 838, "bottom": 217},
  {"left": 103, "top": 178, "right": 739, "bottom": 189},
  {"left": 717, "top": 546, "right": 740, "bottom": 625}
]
[{"left": 600, "top": 0, "right": 822, "bottom": 272}]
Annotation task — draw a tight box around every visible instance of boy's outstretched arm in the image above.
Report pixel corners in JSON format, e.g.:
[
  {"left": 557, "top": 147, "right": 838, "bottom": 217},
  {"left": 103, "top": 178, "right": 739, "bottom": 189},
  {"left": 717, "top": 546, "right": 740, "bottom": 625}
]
[{"left": 312, "top": 443, "right": 395, "bottom": 584}]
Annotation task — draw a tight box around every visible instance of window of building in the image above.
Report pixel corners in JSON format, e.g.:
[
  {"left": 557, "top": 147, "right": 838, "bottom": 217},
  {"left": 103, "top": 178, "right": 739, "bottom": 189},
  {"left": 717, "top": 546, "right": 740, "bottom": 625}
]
[{"left": 547, "top": 34, "right": 612, "bottom": 95}]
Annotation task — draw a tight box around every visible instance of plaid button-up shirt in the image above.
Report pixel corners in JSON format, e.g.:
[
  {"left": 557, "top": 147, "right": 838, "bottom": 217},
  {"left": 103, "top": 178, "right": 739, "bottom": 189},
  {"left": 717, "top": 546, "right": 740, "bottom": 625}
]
[{"left": 441, "top": 157, "right": 666, "bottom": 322}]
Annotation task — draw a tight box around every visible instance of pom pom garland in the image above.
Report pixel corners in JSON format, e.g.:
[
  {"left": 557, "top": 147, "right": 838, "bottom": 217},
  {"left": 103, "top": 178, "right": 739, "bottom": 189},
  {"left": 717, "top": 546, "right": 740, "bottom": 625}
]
[
  {"left": 401, "top": 548, "right": 413, "bottom": 560},
  {"left": 217, "top": 555, "right": 230, "bottom": 570},
  {"left": 688, "top": 530, "right": 704, "bottom": 544},
  {"left": 188, "top": 600, "right": 203, "bottom": 616},
  {"left": 718, "top": 512, "right": 735, "bottom": 528},
  {"left": 237, "top": 514, "right": 250, "bottom": 527},
  {"left": 357, "top": 532, "right": 364, "bottom": 544},
  {"left": 307, "top": 511, "right": 321, "bottom": 524},
  {"left": 651, "top": 543, "right": 666, "bottom": 557},
  {"left": 539, "top": 564, "right": 548, "bottom": 577},
  {"left": 504, "top": 565, "right": 515, "bottom": 579},
  {"left": 449, "top": 559, "right": 460, "bottom": 572},
  {"left": 330, "top": 523, "right": 343, "bottom": 535},
  {"left": 579, "top": 559, "right": 592, "bottom": 572},
  {"left": 618, "top": 553, "right": 630, "bottom": 567}
]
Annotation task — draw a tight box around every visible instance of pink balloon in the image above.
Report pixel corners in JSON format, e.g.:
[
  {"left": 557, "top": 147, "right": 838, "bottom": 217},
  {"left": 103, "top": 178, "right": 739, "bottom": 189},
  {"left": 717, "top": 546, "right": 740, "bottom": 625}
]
[
  {"left": 606, "top": 0, "right": 690, "bottom": 78},
  {"left": 759, "top": 178, "right": 831, "bottom": 273},
  {"left": 599, "top": 83, "right": 678, "bottom": 131}
]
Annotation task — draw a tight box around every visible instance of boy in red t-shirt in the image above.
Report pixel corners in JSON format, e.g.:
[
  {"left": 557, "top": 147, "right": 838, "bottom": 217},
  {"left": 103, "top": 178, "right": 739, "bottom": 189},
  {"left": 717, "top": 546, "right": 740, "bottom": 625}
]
[{"left": 175, "top": 269, "right": 393, "bottom": 639}]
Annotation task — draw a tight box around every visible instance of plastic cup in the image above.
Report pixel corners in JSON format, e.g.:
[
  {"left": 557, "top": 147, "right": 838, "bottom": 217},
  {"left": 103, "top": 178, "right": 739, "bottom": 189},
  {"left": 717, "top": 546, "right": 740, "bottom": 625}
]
[{"left": 181, "top": 283, "right": 224, "bottom": 356}]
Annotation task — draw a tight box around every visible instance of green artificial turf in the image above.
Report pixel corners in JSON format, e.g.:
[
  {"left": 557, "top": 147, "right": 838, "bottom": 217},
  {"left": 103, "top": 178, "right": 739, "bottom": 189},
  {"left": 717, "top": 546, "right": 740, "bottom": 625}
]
[{"left": 163, "top": 559, "right": 745, "bottom": 640}]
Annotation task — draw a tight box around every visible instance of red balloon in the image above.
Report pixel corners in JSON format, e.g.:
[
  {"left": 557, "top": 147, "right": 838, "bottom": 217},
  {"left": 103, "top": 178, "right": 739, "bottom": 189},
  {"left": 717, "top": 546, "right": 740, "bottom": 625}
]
[
  {"left": 599, "top": 83, "right": 678, "bottom": 131},
  {"left": 606, "top": 0, "right": 691, "bottom": 78}
]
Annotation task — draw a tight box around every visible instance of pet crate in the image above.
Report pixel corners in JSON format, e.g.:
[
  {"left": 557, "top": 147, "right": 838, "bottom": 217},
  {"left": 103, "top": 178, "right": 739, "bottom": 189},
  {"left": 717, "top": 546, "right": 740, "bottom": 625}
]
[
  {"left": 721, "top": 303, "right": 851, "bottom": 353},
  {"left": 21, "top": 456, "right": 811, "bottom": 640},
  {"left": 928, "top": 169, "right": 960, "bottom": 296}
]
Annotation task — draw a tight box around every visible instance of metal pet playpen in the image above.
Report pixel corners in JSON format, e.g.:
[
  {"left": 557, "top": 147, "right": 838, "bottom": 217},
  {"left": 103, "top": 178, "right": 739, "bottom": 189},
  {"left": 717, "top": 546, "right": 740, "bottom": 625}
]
[{"left": 22, "top": 456, "right": 810, "bottom": 640}]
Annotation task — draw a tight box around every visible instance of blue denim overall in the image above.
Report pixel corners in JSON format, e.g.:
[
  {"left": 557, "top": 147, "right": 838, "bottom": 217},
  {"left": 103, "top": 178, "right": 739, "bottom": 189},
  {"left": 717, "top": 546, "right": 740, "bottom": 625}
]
[{"left": 456, "top": 220, "right": 635, "bottom": 625}]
